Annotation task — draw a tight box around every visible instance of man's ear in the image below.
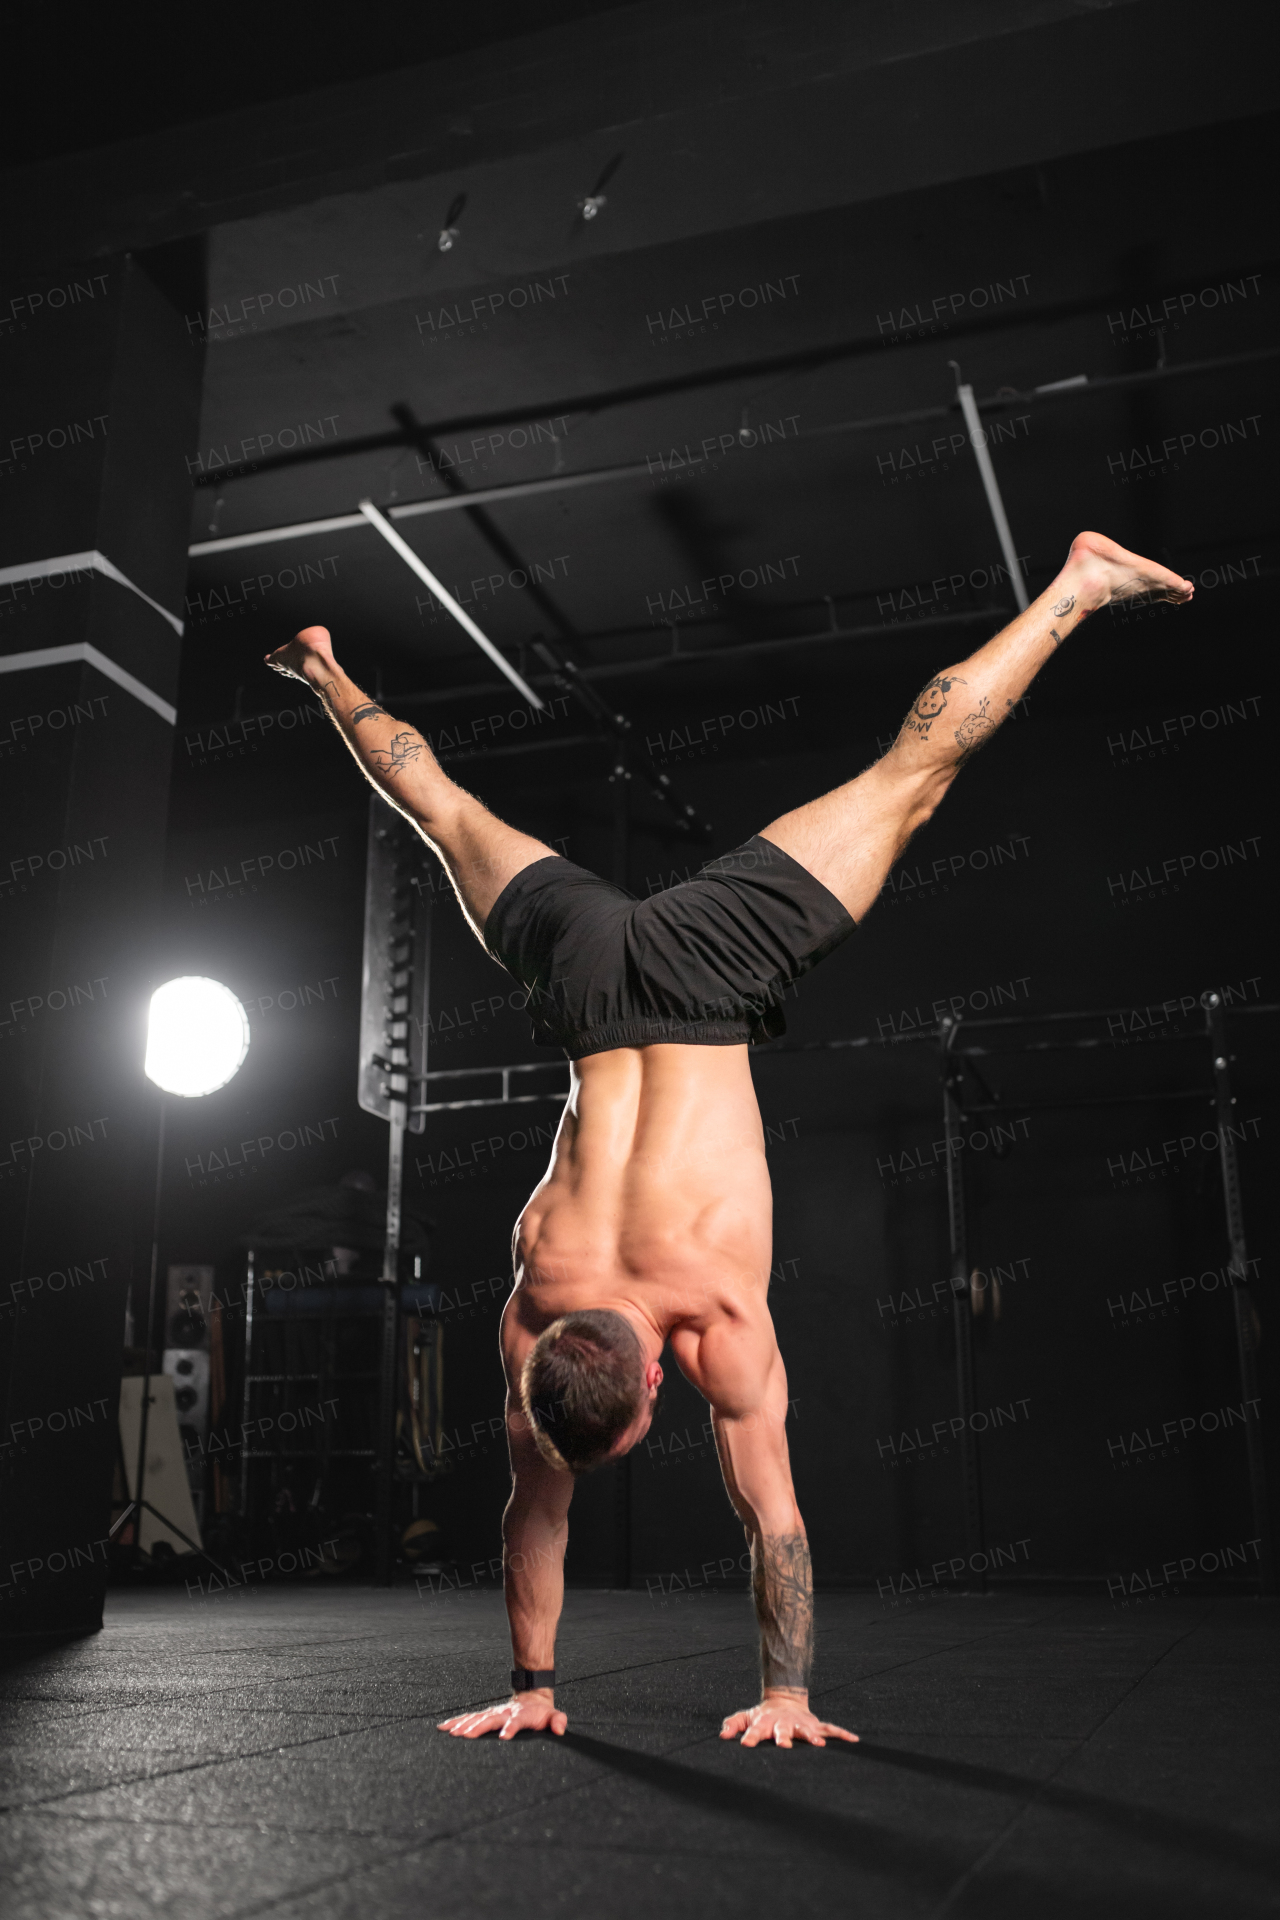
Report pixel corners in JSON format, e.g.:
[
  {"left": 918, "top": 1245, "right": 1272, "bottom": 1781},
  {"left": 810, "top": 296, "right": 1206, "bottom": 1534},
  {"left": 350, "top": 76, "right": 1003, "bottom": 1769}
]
[{"left": 644, "top": 1360, "right": 664, "bottom": 1397}]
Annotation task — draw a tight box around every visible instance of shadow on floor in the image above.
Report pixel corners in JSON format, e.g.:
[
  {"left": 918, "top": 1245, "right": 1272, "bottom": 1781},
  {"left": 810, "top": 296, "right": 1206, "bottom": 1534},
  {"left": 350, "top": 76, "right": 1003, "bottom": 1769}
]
[
  {"left": 561, "top": 1729, "right": 974, "bottom": 1892},
  {"left": 557, "top": 1730, "right": 1267, "bottom": 1917},
  {"left": 849, "top": 1740, "right": 1280, "bottom": 1877}
]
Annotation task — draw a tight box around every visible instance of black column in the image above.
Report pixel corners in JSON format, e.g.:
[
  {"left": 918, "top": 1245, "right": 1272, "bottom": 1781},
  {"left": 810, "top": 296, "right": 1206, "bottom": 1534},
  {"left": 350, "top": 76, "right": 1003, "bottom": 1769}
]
[{"left": 0, "top": 248, "right": 203, "bottom": 1635}]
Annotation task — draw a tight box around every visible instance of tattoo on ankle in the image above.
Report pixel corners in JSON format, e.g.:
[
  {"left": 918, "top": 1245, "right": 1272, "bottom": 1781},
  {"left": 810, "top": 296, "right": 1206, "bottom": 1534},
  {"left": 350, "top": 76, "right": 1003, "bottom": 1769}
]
[
  {"left": 371, "top": 729, "right": 426, "bottom": 773},
  {"left": 902, "top": 673, "right": 962, "bottom": 740},
  {"left": 1050, "top": 595, "right": 1075, "bottom": 618},
  {"left": 752, "top": 1530, "right": 814, "bottom": 1693},
  {"left": 349, "top": 703, "right": 388, "bottom": 725}
]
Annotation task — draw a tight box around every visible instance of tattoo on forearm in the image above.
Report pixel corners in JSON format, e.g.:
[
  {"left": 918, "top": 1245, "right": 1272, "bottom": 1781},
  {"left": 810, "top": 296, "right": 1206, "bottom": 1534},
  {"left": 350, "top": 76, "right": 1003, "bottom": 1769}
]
[
  {"left": 1049, "top": 628, "right": 1064, "bottom": 648},
  {"left": 752, "top": 1530, "right": 814, "bottom": 1693},
  {"left": 349, "top": 702, "right": 388, "bottom": 725},
  {"left": 1050, "top": 594, "right": 1076, "bottom": 617},
  {"left": 370, "top": 729, "right": 426, "bottom": 773},
  {"left": 901, "top": 673, "right": 963, "bottom": 741}
]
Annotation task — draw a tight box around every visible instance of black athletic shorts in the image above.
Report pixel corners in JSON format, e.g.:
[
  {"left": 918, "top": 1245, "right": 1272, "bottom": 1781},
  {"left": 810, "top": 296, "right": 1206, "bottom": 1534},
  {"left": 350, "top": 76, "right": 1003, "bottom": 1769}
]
[{"left": 484, "top": 834, "right": 855, "bottom": 1060}]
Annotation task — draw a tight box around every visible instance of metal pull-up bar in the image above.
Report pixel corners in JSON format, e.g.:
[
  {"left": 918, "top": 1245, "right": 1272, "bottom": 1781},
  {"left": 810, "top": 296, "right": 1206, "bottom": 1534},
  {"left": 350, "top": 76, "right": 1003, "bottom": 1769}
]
[{"left": 357, "top": 498, "right": 545, "bottom": 709}]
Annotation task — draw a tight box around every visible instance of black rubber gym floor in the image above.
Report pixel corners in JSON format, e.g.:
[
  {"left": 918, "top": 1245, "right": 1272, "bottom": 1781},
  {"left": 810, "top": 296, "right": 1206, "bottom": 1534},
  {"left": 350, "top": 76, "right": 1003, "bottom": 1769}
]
[{"left": 1, "top": 1589, "right": 1276, "bottom": 1917}]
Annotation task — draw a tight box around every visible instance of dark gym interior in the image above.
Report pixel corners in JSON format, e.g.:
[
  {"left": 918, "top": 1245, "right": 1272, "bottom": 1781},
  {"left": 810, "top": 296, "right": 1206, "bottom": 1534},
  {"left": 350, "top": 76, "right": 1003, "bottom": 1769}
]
[{"left": 2, "top": 4, "right": 1276, "bottom": 1914}]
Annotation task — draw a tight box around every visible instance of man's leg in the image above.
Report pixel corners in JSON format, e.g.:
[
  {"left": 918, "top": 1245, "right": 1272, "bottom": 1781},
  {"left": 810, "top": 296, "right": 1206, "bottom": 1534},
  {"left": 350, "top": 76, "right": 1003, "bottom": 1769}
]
[
  {"left": 760, "top": 531, "right": 1193, "bottom": 921},
  {"left": 264, "top": 626, "right": 555, "bottom": 939}
]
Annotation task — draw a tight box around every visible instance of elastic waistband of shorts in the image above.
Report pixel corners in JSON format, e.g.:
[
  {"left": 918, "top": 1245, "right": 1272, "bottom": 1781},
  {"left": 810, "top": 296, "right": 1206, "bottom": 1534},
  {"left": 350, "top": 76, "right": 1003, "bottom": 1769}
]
[{"left": 564, "top": 1016, "right": 754, "bottom": 1060}]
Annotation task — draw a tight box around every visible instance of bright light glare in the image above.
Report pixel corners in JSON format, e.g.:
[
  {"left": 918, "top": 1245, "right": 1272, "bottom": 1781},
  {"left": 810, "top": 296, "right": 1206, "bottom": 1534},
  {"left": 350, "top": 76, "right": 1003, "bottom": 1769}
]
[{"left": 145, "top": 976, "right": 249, "bottom": 1097}]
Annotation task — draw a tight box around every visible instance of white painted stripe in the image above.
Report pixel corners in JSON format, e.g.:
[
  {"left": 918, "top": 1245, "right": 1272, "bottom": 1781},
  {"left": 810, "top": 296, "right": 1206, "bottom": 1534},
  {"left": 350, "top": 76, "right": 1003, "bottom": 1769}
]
[
  {"left": 0, "top": 550, "right": 184, "bottom": 635},
  {"left": 357, "top": 499, "right": 545, "bottom": 710},
  {"left": 0, "top": 641, "right": 176, "bottom": 724}
]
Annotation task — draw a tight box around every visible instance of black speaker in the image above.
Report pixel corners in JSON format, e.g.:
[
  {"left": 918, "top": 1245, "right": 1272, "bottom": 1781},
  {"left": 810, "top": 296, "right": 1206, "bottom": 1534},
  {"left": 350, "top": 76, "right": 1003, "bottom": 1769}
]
[{"left": 165, "top": 1264, "right": 213, "bottom": 1349}]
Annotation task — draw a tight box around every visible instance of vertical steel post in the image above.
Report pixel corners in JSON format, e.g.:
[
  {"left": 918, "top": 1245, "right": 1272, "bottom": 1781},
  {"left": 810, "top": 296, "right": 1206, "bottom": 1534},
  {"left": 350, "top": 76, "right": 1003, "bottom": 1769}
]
[
  {"left": 1202, "top": 991, "right": 1271, "bottom": 1591},
  {"left": 941, "top": 1017, "right": 985, "bottom": 1585},
  {"left": 239, "top": 1250, "right": 255, "bottom": 1518},
  {"left": 375, "top": 839, "right": 414, "bottom": 1586},
  {"left": 611, "top": 745, "right": 633, "bottom": 1590},
  {"left": 376, "top": 1093, "right": 405, "bottom": 1585}
]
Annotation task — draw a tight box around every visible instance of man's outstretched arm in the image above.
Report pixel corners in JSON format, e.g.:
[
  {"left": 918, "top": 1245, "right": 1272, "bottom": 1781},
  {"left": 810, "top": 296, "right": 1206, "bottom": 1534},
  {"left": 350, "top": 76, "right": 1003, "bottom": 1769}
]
[
  {"left": 698, "top": 1334, "right": 857, "bottom": 1749},
  {"left": 437, "top": 1390, "right": 574, "bottom": 1741}
]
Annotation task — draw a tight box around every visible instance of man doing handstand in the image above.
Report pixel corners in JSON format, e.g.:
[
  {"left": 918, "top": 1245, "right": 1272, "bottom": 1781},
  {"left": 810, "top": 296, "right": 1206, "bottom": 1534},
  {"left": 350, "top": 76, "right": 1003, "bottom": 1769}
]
[{"left": 266, "top": 532, "right": 1191, "bottom": 1748}]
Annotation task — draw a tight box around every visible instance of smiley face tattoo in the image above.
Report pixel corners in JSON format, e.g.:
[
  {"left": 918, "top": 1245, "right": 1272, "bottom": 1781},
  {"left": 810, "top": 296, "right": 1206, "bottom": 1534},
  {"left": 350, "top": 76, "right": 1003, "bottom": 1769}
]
[{"left": 902, "top": 674, "right": 964, "bottom": 739}]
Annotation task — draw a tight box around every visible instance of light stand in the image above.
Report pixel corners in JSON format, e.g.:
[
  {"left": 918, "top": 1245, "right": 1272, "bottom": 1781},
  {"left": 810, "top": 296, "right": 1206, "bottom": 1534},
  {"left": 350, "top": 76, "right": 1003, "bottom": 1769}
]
[
  {"left": 110, "top": 975, "right": 249, "bottom": 1578},
  {"left": 109, "top": 1099, "right": 230, "bottom": 1577}
]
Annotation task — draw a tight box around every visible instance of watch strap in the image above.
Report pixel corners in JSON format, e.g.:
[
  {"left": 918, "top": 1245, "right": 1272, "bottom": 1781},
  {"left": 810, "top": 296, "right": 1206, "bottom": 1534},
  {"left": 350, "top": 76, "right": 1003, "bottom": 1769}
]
[{"left": 511, "top": 1666, "right": 556, "bottom": 1692}]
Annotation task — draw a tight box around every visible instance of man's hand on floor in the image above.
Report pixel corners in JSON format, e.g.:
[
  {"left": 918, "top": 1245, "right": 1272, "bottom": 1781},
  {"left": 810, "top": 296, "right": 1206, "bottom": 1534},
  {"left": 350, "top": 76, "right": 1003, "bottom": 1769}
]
[
  {"left": 720, "top": 1692, "right": 858, "bottom": 1750},
  {"left": 437, "top": 1692, "right": 567, "bottom": 1740}
]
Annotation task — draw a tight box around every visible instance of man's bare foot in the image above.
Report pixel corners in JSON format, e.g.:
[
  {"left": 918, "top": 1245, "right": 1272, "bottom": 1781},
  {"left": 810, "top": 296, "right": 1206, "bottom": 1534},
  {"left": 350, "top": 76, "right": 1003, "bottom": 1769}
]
[
  {"left": 265, "top": 625, "right": 337, "bottom": 686},
  {"left": 1064, "top": 532, "right": 1194, "bottom": 612}
]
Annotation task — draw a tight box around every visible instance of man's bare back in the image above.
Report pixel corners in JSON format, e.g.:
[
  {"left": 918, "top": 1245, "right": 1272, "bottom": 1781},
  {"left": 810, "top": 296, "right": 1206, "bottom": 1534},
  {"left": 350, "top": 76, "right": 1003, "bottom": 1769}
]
[
  {"left": 511, "top": 1042, "right": 774, "bottom": 1403},
  {"left": 264, "top": 530, "right": 1193, "bottom": 1749}
]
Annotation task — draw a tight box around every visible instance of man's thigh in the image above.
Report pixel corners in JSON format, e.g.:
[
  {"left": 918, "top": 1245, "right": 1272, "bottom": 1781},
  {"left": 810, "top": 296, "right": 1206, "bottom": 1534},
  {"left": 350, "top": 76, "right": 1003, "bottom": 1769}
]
[
  {"left": 759, "top": 760, "right": 934, "bottom": 922},
  {"left": 418, "top": 791, "right": 558, "bottom": 939}
]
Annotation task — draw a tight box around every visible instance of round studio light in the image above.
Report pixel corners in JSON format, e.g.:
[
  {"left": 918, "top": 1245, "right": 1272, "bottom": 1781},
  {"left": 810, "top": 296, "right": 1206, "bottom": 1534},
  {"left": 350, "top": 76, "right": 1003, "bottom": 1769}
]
[{"left": 145, "top": 976, "right": 250, "bottom": 1098}]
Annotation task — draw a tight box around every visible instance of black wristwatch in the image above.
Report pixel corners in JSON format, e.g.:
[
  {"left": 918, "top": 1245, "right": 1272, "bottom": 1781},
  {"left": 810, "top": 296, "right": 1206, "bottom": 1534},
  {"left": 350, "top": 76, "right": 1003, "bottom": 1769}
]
[{"left": 511, "top": 1667, "right": 556, "bottom": 1693}]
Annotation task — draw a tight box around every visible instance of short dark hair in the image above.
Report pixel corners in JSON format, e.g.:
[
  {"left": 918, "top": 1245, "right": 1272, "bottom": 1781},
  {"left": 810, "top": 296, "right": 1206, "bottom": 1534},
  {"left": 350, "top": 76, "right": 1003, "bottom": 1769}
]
[{"left": 521, "top": 1309, "right": 645, "bottom": 1473}]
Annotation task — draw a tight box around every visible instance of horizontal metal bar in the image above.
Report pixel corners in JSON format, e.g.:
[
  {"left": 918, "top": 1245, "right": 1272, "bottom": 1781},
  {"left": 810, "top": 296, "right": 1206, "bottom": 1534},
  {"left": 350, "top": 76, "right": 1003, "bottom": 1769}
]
[
  {"left": 188, "top": 463, "right": 652, "bottom": 555},
  {"left": 186, "top": 344, "right": 1280, "bottom": 558},
  {"left": 414, "top": 1091, "right": 569, "bottom": 1113},
  {"left": 245, "top": 1372, "right": 381, "bottom": 1381},
  {"left": 760, "top": 1003, "right": 1280, "bottom": 1053},
  {"left": 440, "top": 730, "right": 607, "bottom": 763},
  {"left": 424, "top": 1060, "right": 569, "bottom": 1083},
  {"left": 959, "top": 1089, "right": 1213, "bottom": 1115},
  {"left": 241, "top": 1450, "right": 377, "bottom": 1459}
]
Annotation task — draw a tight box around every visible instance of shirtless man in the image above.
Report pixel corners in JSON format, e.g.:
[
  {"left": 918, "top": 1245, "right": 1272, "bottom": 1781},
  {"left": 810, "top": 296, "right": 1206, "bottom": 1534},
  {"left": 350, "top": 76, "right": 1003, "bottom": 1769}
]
[{"left": 266, "top": 532, "right": 1192, "bottom": 1749}]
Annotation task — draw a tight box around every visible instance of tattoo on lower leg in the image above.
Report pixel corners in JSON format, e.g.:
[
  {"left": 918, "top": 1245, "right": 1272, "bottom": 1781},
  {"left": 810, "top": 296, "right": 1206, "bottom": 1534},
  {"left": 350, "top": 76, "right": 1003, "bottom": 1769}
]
[
  {"left": 371, "top": 729, "right": 426, "bottom": 773},
  {"left": 902, "top": 673, "right": 964, "bottom": 740},
  {"left": 349, "top": 702, "right": 388, "bottom": 725},
  {"left": 1050, "top": 594, "right": 1076, "bottom": 618},
  {"left": 752, "top": 1530, "right": 814, "bottom": 1693},
  {"left": 954, "top": 696, "right": 996, "bottom": 762}
]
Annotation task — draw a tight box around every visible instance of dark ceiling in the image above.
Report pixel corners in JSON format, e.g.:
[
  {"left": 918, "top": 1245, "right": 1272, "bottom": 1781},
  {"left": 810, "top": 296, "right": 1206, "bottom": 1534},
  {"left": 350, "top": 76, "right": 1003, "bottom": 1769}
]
[
  {"left": 7, "top": 0, "right": 1276, "bottom": 894},
  {"left": 157, "top": 2, "right": 1276, "bottom": 752},
  {"left": 2, "top": 0, "right": 633, "bottom": 166}
]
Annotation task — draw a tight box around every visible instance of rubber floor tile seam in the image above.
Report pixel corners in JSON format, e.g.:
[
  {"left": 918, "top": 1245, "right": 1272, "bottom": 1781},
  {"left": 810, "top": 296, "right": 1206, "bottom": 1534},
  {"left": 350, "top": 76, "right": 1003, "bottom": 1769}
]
[{"left": 926, "top": 1610, "right": 1212, "bottom": 1918}]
